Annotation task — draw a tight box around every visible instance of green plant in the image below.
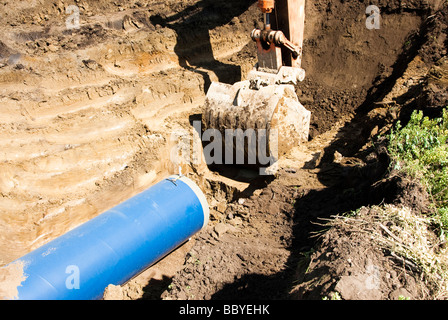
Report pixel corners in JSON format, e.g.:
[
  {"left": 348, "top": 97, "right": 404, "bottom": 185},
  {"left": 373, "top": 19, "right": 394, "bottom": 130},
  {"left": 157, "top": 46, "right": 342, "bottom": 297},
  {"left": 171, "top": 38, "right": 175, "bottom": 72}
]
[
  {"left": 388, "top": 109, "right": 448, "bottom": 236},
  {"left": 322, "top": 292, "right": 342, "bottom": 300}
]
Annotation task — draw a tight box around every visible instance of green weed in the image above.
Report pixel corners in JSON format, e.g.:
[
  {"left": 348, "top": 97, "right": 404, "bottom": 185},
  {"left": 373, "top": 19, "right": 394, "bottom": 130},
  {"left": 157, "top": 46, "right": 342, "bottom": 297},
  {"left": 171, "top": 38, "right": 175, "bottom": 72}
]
[{"left": 388, "top": 109, "right": 448, "bottom": 236}]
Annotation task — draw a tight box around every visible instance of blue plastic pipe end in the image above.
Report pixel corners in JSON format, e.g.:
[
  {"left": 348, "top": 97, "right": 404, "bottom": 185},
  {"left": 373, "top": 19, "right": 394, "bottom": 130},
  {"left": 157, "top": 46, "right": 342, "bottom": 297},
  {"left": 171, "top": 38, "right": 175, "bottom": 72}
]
[{"left": 7, "top": 175, "right": 209, "bottom": 300}]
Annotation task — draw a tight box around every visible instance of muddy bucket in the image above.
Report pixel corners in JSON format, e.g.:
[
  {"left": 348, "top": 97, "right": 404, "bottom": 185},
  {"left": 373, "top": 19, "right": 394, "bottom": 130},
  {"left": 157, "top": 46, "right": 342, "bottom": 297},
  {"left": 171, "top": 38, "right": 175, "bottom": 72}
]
[{"left": 202, "top": 80, "right": 310, "bottom": 170}]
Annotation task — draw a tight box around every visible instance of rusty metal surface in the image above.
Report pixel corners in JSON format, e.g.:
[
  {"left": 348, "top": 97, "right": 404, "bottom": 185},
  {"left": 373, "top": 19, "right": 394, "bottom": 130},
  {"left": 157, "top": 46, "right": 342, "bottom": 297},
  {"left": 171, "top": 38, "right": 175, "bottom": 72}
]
[
  {"left": 271, "top": 0, "right": 306, "bottom": 68},
  {"left": 254, "top": 38, "right": 283, "bottom": 73}
]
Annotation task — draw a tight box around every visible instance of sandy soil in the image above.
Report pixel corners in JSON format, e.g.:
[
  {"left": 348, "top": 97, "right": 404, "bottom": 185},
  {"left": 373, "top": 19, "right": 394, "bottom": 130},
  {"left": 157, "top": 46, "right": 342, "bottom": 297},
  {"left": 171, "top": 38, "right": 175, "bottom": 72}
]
[{"left": 0, "top": 0, "right": 259, "bottom": 265}]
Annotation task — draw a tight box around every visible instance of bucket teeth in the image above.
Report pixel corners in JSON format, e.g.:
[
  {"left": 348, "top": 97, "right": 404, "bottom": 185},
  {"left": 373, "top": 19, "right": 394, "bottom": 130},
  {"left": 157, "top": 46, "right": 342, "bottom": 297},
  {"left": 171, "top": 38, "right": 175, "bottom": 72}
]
[{"left": 203, "top": 80, "right": 310, "bottom": 167}]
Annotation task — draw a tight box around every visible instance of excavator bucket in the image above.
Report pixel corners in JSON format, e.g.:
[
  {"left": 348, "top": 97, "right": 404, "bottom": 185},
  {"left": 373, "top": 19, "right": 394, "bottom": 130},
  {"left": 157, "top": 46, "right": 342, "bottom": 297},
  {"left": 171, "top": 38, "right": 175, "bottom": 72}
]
[
  {"left": 203, "top": 80, "right": 310, "bottom": 169},
  {"left": 202, "top": 0, "right": 310, "bottom": 172}
]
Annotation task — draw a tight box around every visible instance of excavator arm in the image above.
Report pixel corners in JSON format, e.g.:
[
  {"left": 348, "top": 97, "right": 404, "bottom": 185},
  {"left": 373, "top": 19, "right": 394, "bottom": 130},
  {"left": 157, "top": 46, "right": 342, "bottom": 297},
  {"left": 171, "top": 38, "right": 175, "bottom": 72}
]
[{"left": 253, "top": 0, "right": 306, "bottom": 71}]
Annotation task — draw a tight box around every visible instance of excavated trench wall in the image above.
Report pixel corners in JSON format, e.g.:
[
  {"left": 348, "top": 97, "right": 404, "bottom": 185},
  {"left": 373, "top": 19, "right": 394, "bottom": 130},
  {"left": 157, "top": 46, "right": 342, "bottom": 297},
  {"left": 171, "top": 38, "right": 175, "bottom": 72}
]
[{"left": 0, "top": 0, "right": 259, "bottom": 265}]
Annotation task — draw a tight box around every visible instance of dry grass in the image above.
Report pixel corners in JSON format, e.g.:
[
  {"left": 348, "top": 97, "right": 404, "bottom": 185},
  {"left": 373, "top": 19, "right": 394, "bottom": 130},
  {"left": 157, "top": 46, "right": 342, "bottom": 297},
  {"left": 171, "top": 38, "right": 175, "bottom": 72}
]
[{"left": 326, "top": 205, "right": 448, "bottom": 299}]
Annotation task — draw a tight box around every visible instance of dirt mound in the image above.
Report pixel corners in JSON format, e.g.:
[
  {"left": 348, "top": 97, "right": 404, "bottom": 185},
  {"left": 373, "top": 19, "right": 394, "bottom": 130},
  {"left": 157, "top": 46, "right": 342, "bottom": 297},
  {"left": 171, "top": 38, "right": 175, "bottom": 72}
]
[
  {"left": 291, "top": 206, "right": 432, "bottom": 300},
  {"left": 372, "top": 170, "right": 432, "bottom": 213}
]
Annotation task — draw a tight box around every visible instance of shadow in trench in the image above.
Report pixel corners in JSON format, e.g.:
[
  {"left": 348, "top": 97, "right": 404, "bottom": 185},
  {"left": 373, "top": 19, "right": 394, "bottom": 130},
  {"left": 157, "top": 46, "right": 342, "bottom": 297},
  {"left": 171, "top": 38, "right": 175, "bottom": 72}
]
[
  {"left": 150, "top": 0, "right": 257, "bottom": 93},
  {"left": 210, "top": 180, "right": 387, "bottom": 300},
  {"left": 189, "top": 113, "right": 276, "bottom": 200},
  {"left": 140, "top": 275, "right": 173, "bottom": 300}
]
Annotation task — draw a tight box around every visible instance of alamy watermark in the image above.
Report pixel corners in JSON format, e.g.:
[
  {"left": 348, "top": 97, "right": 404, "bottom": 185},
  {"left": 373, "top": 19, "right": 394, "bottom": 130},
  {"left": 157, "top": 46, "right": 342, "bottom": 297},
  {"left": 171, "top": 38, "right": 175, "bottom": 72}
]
[
  {"left": 170, "top": 121, "right": 279, "bottom": 175},
  {"left": 365, "top": 264, "right": 381, "bottom": 290},
  {"left": 366, "top": 5, "right": 381, "bottom": 30},
  {"left": 63, "top": 4, "right": 381, "bottom": 31},
  {"left": 65, "top": 265, "right": 80, "bottom": 290},
  {"left": 66, "top": 5, "right": 80, "bottom": 30}
]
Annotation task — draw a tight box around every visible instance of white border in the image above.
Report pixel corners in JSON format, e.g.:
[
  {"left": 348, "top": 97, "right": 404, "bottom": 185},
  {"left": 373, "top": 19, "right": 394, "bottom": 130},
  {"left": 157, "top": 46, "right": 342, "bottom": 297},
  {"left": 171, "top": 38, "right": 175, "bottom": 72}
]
[{"left": 168, "top": 175, "right": 210, "bottom": 229}]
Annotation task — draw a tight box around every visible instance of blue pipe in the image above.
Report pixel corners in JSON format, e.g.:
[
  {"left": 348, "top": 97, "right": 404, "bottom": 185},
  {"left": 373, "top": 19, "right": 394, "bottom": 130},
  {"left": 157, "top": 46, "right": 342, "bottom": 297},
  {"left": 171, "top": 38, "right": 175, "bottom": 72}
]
[{"left": 8, "top": 175, "right": 209, "bottom": 300}]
